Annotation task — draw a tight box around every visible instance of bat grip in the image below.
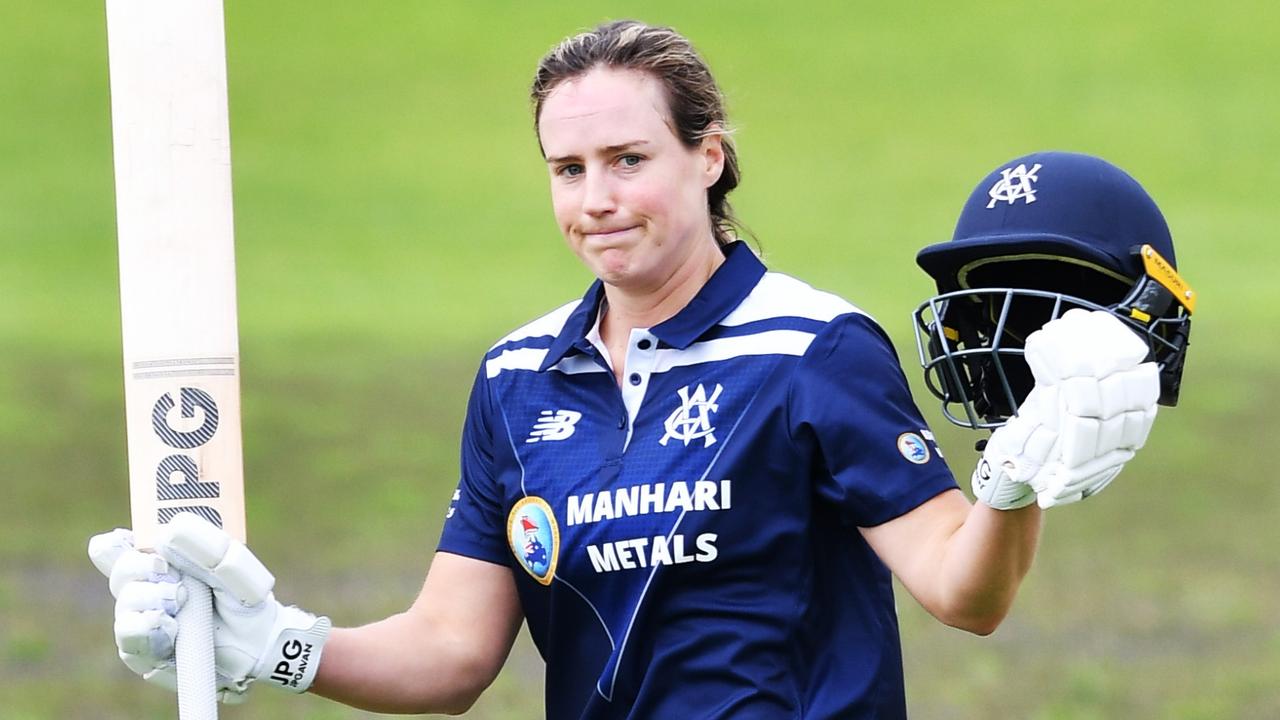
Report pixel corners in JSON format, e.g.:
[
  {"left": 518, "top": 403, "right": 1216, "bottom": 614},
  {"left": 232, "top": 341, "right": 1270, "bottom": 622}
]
[{"left": 176, "top": 575, "right": 219, "bottom": 719}]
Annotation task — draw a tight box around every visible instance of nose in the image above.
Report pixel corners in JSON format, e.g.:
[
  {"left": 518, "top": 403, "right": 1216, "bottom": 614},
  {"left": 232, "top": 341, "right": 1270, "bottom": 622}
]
[{"left": 581, "top": 168, "right": 616, "bottom": 217}]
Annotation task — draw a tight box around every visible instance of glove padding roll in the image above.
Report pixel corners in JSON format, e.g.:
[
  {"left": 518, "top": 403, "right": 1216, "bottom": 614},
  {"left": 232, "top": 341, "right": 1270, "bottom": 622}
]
[
  {"left": 157, "top": 513, "right": 331, "bottom": 694},
  {"left": 1024, "top": 307, "right": 1150, "bottom": 383},
  {"left": 1027, "top": 309, "right": 1160, "bottom": 508}
]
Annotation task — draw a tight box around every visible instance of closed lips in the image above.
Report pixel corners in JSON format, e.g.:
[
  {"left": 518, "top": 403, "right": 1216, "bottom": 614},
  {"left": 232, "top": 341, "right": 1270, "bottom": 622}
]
[{"left": 585, "top": 226, "right": 638, "bottom": 237}]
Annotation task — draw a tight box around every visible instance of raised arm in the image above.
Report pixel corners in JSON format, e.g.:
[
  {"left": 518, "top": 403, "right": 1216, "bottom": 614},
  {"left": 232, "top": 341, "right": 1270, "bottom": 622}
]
[
  {"left": 861, "top": 489, "right": 1039, "bottom": 635},
  {"left": 863, "top": 310, "right": 1159, "bottom": 635}
]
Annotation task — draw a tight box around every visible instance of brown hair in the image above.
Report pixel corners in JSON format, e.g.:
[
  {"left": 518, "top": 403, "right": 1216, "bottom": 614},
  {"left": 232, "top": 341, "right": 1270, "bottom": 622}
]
[{"left": 531, "top": 20, "right": 745, "bottom": 247}]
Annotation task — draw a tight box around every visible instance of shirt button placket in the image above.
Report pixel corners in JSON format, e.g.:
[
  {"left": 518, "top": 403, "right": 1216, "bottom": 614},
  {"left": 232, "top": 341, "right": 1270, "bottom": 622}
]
[{"left": 619, "top": 330, "right": 657, "bottom": 453}]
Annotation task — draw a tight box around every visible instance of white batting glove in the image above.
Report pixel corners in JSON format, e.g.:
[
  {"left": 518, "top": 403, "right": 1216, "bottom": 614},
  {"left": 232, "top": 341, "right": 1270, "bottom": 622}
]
[
  {"left": 88, "top": 514, "right": 330, "bottom": 700},
  {"left": 1024, "top": 309, "right": 1160, "bottom": 508},
  {"left": 88, "top": 528, "right": 208, "bottom": 698}
]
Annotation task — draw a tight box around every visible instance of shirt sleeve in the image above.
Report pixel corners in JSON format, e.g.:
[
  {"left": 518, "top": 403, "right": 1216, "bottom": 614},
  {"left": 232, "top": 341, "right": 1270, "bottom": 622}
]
[
  {"left": 788, "top": 312, "right": 958, "bottom": 527},
  {"left": 437, "top": 362, "right": 512, "bottom": 565}
]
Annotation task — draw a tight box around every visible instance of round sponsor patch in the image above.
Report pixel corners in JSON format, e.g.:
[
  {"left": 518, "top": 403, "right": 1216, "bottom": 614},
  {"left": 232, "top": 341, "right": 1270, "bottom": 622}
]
[
  {"left": 897, "top": 432, "right": 931, "bottom": 464},
  {"left": 507, "top": 496, "right": 559, "bottom": 586}
]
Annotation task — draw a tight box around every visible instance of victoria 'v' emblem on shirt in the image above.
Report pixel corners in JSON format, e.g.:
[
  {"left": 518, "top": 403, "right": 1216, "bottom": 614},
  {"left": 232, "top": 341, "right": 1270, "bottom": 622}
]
[{"left": 660, "top": 383, "right": 723, "bottom": 448}]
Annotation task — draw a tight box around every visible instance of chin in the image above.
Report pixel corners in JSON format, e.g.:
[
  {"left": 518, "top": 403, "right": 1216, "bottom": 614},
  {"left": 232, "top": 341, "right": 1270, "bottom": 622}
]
[
  {"left": 590, "top": 249, "right": 637, "bottom": 284},
  {"left": 595, "top": 265, "right": 635, "bottom": 288}
]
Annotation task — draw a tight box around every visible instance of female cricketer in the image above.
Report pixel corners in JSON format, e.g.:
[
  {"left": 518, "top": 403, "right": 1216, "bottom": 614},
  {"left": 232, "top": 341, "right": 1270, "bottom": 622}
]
[{"left": 89, "top": 20, "right": 1181, "bottom": 719}]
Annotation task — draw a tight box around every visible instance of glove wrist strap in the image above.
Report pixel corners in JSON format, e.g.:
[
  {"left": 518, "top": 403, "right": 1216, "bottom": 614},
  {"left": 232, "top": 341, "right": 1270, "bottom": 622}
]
[
  {"left": 972, "top": 457, "right": 1038, "bottom": 511},
  {"left": 257, "top": 610, "right": 331, "bottom": 693}
]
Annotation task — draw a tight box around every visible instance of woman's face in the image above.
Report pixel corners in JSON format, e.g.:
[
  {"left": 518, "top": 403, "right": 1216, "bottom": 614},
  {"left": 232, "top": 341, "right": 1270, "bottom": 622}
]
[{"left": 538, "top": 67, "right": 724, "bottom": 293}]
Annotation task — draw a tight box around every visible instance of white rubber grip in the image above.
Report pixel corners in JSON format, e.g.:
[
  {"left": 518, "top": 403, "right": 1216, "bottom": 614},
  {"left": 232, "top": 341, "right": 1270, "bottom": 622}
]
[{"left": 176, "top": 576, "right": 218, "bottom": 719}]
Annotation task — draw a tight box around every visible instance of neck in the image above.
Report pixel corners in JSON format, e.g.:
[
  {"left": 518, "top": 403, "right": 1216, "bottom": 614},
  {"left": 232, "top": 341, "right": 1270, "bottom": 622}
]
[{"left": 600, "top": 241, "right": 725, "bottom": 339}]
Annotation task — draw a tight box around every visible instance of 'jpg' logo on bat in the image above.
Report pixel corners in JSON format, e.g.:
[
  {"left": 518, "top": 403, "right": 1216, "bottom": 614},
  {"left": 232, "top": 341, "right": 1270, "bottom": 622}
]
[{"left": 152, "top": 387, "right": 224, "bottom": 528}]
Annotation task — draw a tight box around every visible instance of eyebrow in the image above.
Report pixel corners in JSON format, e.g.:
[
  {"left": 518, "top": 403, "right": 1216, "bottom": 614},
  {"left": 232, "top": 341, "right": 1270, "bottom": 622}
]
[{"left": 545, "top": 141, "right": 651, "bottom": 165}]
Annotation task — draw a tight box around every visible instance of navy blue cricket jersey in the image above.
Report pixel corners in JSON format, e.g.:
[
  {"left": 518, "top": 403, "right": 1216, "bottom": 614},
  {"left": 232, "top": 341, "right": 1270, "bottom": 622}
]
[{"left": 439, "top": 242, "right": 957, "bottom": 719}]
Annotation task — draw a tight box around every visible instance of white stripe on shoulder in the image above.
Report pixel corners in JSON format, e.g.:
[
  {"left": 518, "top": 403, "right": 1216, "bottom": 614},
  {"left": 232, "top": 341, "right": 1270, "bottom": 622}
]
[
  {"left": 485, "top": 346, "right": 608, "bottom": 379},
  {"left": 485, "top": 347, "right": 549, "bottom": 379},
  {"left": 488, "top": 298, "right": 582, "bottom": 350},
  {"left": 652, "top": 329, "right": 816, "bottom": 373},
  {"left": 721, "top": 272, "right": 865, "bottom": 326}
]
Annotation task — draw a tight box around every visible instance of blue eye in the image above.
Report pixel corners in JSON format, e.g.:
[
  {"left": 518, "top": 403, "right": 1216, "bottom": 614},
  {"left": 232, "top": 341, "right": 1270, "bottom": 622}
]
[
  {"left": 558, "top": 164, "right": 583, "bottom": 178},
  {"left": 619, "top": 155, "right": 642, "bottom": 167}
]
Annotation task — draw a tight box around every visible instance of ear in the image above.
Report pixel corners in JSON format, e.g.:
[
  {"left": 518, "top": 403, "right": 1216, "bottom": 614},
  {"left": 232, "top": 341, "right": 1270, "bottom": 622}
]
[{"left": 699, "top": 126, "right": 726, "bottom": 188}]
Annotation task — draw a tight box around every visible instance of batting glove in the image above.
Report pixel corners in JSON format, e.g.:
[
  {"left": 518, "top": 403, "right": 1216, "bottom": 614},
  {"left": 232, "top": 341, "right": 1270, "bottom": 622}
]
[
  {"left": 972, "top": 383, "right": 1060, "bottom": 510},
  {"left": 88, "top": 514, "right": 330, "bottom": 700},
  {"left": 1024, "top": 309, "right": 1159, "bottom": 508}
]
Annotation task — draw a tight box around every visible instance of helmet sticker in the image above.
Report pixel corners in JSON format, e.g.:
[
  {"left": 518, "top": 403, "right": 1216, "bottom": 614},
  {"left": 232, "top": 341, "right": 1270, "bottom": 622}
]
[{"left": 986, "top": 163, "right": 1042, "bottom": 208}]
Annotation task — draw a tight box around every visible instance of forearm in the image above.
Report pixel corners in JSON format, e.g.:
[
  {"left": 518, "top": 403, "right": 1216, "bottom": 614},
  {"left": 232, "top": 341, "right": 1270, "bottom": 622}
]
[
  {"left": 310, "top": 554, "right": 523, "bottom": 715},
  {"left": 863, "top": 490, "right": 1042, "bottom": 636},
  {"left": 90, "top": 520, "right": 519, "bottom": 712},
  {"left": 311, "top": 611, "right": 497, "bottom": 715},
  {"left": 931, "top": 500, "right": 1042, "bottom": 634}
]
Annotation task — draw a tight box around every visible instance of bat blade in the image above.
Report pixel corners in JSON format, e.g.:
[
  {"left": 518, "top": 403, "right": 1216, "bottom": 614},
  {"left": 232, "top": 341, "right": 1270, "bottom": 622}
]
[{"left": 107, "top": 0, "right": 246, "bottom": 549}]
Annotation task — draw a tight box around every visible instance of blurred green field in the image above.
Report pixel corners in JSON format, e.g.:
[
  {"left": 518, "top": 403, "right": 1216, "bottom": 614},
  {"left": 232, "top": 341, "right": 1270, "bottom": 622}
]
[{"left": 2, "top": 0, "right": 1278, "bottom": 717}]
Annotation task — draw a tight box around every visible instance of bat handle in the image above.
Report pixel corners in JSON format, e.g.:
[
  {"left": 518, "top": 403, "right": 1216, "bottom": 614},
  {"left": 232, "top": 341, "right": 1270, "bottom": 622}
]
[{"left": 176, "top": 575, "right": 219, "bottom": 719}]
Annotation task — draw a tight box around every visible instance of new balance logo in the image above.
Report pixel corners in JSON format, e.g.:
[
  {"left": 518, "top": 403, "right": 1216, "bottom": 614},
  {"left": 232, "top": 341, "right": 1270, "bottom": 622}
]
[
  {"left": 660, "top": 383, "right": 722, "bottom": 448},
  {"left": 987, "top": 163, "right": 1042, "bottom": 208},
  {"left": 526, "top": 410, "right": 582, "bottom": 443}
]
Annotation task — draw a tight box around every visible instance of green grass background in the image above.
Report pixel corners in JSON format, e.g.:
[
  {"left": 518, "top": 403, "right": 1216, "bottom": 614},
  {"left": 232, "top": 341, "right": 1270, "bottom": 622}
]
[{"left": 2, "top": 0, "right": 1278, "bottom": 717}]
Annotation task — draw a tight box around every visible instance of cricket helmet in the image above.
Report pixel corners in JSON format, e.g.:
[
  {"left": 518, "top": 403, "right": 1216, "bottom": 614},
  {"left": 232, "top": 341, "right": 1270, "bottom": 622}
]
[{"left": 912, "top": 151, "right": 1196, "bottom": 429}]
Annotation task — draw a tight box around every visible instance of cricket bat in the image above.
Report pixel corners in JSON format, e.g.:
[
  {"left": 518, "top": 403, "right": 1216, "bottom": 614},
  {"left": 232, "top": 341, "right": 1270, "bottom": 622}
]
[{"left": 106, "top": 1, "right": 245, "bottom": 717}]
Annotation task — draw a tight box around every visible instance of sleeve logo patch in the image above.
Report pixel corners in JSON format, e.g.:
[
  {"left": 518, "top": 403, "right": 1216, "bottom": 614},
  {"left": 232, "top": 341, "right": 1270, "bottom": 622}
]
[
  {"left": 507, "top": 496, "right": 559, "bottom": 585},
  {"left": 897, "top": 432, "right": 931, "bottom": 464}
]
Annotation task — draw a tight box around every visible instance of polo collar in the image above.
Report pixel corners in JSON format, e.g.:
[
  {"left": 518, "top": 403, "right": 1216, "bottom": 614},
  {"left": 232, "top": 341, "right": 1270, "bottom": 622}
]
[{"left": 538, "top": 241, "right": 766, "bottom": 371}]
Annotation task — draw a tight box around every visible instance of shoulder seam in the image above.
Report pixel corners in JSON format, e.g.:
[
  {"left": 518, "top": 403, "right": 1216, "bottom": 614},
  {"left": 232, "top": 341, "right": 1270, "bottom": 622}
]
[{"left": 488, "top": 298, "right": 582, "bottom": 352}]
